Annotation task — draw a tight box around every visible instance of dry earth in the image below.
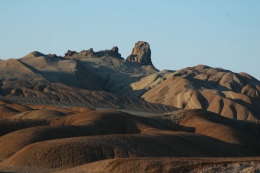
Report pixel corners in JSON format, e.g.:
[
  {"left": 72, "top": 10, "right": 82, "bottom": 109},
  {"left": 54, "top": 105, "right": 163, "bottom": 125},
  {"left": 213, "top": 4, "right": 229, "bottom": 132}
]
[
  {"left": 0, "top": 103, "right": 259, "bottom": 172},
  {"left": 0, "top": 42, "right": 260, "bottom": 172}
]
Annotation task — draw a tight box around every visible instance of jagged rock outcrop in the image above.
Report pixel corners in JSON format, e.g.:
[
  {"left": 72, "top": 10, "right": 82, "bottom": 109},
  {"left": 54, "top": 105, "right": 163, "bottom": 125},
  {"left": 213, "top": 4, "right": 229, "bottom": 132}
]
[
  {"left": 64, "top": 48, "right": 97, "bottom": 59},
  {"left": 64, "top": 47, "right": 123, "bottom": 59},
  {"left": 126, "top": 41, "right": 153, "bottom": 66},
  {"left": 95, "top": 46, "right": 123, "bottom": 59}
]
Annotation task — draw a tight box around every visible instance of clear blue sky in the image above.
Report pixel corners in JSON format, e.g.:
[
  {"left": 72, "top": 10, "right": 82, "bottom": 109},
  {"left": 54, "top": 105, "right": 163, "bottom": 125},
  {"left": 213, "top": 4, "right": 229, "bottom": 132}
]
[{"left": 1, "top": 1, "right": 260, "bottom": 79}]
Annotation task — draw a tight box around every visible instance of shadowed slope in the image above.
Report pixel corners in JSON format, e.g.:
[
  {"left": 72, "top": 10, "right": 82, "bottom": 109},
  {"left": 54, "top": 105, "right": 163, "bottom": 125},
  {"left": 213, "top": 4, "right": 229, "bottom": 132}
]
[
  {"left": 176, "top": 110, "right": 260, "bottom": 153},
  {"left": 0, "top": 119, "right": 48, "bottom": 137},
  {"left": 20, "top": 53, "right": 105, "bottom": 91},
  {"left": 164, "top": 109, "right": 260, "bottom": 140}
]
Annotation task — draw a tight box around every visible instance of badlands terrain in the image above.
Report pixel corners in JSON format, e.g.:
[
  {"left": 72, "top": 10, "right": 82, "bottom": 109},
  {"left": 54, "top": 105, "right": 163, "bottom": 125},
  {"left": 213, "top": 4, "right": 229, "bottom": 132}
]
[{"left": 0, "top": 41, "right": 259, "bottom": 172}]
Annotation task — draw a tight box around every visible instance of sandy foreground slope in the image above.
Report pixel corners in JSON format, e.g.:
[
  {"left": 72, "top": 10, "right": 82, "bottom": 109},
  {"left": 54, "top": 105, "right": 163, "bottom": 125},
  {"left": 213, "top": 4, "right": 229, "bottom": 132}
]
[{"left": 0, "top": 102, "right": 259, "bottom": 172}]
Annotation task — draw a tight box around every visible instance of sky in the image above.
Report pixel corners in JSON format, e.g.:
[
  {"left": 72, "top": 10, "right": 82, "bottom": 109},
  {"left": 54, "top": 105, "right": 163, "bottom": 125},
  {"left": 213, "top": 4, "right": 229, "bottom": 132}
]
[{"left": 1, "top": 0, "right": 260, "bottom": 79}]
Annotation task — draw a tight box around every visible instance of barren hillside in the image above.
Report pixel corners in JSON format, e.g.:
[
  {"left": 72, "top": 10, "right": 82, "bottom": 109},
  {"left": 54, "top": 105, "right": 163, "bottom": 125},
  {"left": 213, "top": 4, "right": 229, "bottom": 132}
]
[{"left": 0, "top": 41, "right": 259, "bottom": 172}]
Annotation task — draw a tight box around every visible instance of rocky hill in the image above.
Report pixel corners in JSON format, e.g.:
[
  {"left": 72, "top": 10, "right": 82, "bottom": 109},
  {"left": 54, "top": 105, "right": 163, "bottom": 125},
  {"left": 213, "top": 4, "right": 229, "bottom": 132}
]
[
  {"left": 0, "top": 42, "right": 171, "bottom": 114},
  {"left": 131, "top": 65, "right": 260, "bottom": 120},
  {"left": 2, "top": 41, "right": 260, "bottom": 120}
]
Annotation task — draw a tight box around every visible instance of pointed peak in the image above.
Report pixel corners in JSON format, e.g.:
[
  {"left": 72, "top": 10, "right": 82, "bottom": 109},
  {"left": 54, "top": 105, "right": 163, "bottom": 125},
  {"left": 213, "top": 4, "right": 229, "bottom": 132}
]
[{"left": 23, "top": 51, "right": 45, "bottom": 58}]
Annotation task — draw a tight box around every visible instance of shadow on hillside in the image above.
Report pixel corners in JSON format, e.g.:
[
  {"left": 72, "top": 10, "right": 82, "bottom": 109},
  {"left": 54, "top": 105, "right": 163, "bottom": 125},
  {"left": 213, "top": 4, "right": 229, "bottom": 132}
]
[{"left": 18, "top": 60, "right": 103, "bottom": 91}]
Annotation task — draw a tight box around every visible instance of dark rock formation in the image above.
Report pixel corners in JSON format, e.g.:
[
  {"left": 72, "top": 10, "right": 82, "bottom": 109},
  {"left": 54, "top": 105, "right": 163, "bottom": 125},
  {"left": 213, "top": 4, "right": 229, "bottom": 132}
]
[
  {"left": 126, "top": 41, "right": 153, "bottom": 66},
  {"left": 47, "top": 54, "right": 62, "bottom": 58},
  {"left": 64, "top": 47, "right": 123, "bottom": 60},
  {"left": 47, "top": 54, "right": 58, "bottom": 58},
  {"left": 96, "top": 46, "right": 123, "bottom": 59},
  {"left": 64, "top": 50, "right": 78, "bottom": 58},
  {"left": 79, "top": 48, "right": 98, "bottom": 59},
  {"left": 64, "top": 48, "right": 97, "bottom": 59}
]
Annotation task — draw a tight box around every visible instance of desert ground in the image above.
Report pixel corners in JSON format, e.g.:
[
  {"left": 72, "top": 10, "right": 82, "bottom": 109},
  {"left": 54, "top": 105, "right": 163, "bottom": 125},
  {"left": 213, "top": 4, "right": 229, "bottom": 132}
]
[{"left": 0, "top": 41, "right": 259, "bottom": 172}]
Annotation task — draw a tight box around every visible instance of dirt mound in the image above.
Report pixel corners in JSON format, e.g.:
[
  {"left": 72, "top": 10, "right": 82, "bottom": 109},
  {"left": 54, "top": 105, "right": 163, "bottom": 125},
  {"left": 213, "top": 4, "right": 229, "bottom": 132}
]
[
  {"left": 0, "top": 109, "right": 182, "bottom": 160},
  {"left": 2, "top": 133, "right": 256, "bottom": 169},
  {"left": 0, "top": 108, "right": 258, "bottom": 172},
  {"left": 0, "top": 125, "right": 94, "bottom": 160}
]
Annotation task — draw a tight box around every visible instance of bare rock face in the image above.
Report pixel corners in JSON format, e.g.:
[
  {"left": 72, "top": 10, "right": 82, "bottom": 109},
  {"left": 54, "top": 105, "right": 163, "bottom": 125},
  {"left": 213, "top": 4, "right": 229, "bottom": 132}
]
[
  {"left": 126, "top": 41, "right": 153, "bottom": 66},
  {"left": 64, "top": 47, "right": 123, "bottom": 59},
  {"left": 64, "top": 48, "right": 97, "bottom": 59},
  {"left": 96, "top": 46, "right": 123, "bottom": 59}
]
